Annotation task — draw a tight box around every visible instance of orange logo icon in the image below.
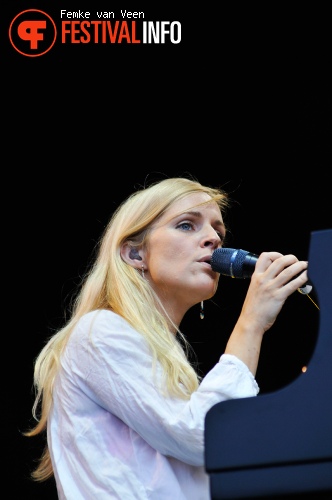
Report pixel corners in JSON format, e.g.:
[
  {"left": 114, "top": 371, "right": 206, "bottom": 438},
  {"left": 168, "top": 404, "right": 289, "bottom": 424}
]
[{"left": 9, "top": 9, "right": 57, "bottom": 57}]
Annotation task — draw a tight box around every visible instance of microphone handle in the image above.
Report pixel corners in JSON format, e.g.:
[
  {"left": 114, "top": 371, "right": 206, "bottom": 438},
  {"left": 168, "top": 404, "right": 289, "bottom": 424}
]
[{"left": 211, "top": 248, "right": 312, "bottom": 294}]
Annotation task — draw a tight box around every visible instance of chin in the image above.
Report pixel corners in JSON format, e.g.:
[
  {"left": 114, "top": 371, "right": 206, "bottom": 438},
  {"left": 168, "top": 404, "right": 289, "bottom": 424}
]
[
  {"left": 205, "top": 291, "right": 217, "bottom": 301},
  {"left": 201, "top": 285, "right": 218, "bottom": 301}
]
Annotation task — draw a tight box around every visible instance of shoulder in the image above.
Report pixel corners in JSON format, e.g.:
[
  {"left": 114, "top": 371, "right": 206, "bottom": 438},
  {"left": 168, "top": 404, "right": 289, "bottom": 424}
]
[
  {"left": 70, "top": 309, "right": 148, "bottom": 353},
  {"left": 76, "top": 309, "right": 130, "bottom": 332},
  {"left": 62, "top": 310, "right": 152, "bottom": 377}
]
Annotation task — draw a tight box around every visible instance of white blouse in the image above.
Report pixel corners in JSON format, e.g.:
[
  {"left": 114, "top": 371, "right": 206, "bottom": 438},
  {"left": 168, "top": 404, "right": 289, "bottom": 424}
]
[{"left": 49, "top": 309, "right": 259, "bottom": 499}]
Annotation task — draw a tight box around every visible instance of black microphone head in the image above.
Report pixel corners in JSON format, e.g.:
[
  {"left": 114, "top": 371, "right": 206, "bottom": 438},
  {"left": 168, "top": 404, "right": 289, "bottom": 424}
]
[{"left": 211, "top": 248, "right": 257, "bottom": 278}]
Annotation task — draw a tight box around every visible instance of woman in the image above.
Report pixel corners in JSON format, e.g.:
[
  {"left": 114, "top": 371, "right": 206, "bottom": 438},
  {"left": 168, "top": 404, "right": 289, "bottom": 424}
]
[{"left": 25, "top": 176, "right": 308, "bottom": 499}]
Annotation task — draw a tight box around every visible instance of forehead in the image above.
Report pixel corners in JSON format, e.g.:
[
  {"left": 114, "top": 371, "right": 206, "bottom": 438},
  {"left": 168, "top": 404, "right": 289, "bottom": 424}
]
[{"left": 161, "top": 192, "right": 222, "bottom": 221}]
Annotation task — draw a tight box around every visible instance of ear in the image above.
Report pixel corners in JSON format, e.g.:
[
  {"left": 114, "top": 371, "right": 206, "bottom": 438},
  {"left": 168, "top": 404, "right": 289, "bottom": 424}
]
[{"left": 121, "top": 243, "right": 143, "bottom": 269}]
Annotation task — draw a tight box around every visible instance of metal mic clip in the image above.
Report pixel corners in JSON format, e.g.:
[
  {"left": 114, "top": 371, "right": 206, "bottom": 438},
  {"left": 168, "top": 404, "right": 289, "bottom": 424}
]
[{"left": 298, "top": 284, "right": 313, "bottom": 295}]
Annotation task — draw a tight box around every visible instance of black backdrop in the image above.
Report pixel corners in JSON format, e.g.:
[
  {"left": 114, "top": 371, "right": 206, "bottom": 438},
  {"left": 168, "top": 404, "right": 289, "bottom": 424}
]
[{"left": 4, "top": 3, "right": 331, "bottom": 499}]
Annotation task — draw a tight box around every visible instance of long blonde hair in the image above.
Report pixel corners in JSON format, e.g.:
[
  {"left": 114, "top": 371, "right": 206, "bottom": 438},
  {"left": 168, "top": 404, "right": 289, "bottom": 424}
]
[{"left": 25, "top": 176, "right": 229, "bottom": 482}]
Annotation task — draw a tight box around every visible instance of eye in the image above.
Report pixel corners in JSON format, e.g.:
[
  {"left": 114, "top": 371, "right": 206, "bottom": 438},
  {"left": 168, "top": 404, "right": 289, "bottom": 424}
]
[
  {"left": 215, "top": 230, "right": 225, "bottom": 241},
  {"left": 176, "top": 221, "right": 195, "bottom": 231}
]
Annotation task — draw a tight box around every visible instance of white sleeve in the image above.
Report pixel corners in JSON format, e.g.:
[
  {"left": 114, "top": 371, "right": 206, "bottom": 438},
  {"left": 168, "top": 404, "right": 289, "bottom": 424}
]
[{"left": 64, "top": 310, "right": 259, "bottom": 467}]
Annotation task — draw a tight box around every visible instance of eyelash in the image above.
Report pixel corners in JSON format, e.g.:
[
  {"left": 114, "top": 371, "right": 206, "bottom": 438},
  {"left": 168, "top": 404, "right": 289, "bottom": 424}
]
[
  {"left": 177, "top": 221, "right": 195, "bottom": 231},
  {"left": 176, "top": 221, "right": 224, "bottom": 241}
]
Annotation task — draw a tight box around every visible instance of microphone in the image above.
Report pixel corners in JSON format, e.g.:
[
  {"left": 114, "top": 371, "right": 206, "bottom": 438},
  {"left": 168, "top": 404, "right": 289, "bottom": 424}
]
[
  {"left": 211, "top": 248, "right": 258, "bottom": 279},
  {"left": 211, "top": 248, "right": 312, "bottom": 294}
]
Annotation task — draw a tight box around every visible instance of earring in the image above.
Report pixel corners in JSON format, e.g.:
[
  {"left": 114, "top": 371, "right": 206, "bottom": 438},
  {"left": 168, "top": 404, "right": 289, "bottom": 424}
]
[
  {"left": 141, "top": 265, "right": 145, "bottom": 279},
  {"left": 200, "top": 301, "right": 204, "bottom": 320}
]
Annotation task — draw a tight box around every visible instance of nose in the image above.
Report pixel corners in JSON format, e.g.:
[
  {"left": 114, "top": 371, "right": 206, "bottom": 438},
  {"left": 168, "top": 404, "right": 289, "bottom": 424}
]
[{"left": 202, "top": 227, "right": 221, "bottom": 249}]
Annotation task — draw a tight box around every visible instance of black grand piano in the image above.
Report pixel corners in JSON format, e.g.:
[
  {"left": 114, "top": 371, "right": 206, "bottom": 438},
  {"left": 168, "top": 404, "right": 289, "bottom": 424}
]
[{"left": 204, "top": 229, "right": 332, "bottom": 499}]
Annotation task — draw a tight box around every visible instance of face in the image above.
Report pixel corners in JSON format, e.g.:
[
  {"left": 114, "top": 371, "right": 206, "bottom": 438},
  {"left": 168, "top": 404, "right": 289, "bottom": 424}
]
[{"left": 144, "top": 192, "right": 226, "bottom": 320}]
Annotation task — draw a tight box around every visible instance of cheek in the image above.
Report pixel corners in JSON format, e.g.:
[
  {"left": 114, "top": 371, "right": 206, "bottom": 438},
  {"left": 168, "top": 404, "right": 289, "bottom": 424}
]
[
  {"left": 147, "top": 233, "right": 189, "bottom": 275},
  {"left": 148, "top": 235, "right": 176, "bottom": 262},
  {"left": 147, "top": 245, "right": 181, "bottom": 280}
]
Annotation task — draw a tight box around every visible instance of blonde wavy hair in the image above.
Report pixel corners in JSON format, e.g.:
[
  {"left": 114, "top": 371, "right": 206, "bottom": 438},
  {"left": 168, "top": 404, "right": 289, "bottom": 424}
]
[{"left": 25, "top": 176, "right": 229, "bottom": 482}]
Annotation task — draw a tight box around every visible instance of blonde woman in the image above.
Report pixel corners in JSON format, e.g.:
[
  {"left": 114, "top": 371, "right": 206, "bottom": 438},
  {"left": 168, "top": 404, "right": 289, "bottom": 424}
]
[{"left": 25, "top": 176, "right": 308, "bottom": 499}]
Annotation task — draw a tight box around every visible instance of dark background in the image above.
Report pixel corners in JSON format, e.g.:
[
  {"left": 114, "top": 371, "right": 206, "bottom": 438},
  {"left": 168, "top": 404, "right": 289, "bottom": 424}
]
[{"left": 4, "top": 3, "right": 331, "bottom": 499}]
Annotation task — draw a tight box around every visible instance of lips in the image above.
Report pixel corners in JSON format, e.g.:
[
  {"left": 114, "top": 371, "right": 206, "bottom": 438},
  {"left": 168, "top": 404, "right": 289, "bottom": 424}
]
[{"left": 198, "top": 256, "right": 212, "bottom": 265}]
